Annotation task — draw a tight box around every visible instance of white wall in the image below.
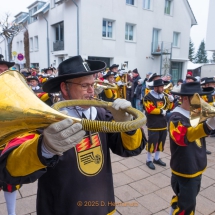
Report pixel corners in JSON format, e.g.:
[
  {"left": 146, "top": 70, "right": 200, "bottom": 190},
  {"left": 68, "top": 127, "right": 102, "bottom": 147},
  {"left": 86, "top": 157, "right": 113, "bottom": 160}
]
[
  {"left": 81, "top": 0, "right": 193, "bottom": 78},
  {"left": 206, "top": 0, "right": 215, "bottom": 51}
]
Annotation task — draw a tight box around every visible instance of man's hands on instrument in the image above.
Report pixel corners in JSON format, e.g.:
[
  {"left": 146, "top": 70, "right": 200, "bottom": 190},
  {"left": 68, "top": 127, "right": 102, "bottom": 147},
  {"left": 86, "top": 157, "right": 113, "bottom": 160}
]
[
  {"left": 43, "top": 119, "right": 86, "bottom": 156},
  {"left": 94, "top": 86, "right": 104, "bottom": 95},
  {"left": 107, "top": 98, "right": 132, "bottom": 122},
  {"left": 161, "top": 109, "right": 167, "bottom": 116},
  {"left": 168, "top": 95, "right": 174, "bottom": 102}
]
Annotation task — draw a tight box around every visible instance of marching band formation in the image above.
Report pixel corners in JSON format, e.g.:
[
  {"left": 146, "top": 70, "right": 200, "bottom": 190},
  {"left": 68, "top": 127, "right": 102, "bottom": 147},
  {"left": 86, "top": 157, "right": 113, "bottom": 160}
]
[{"left": 0, "top": 54, "right": 215, "bottom": 215}]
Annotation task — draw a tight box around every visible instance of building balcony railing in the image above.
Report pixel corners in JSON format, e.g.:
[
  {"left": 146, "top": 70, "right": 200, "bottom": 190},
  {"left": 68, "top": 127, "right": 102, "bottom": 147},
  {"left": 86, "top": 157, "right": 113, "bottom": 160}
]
[
  {"left": 151, "top": 41, "right": 172, "bottom": 55},
  {"left": 53, "top": 41, "right": 64, "bottom": 51}
]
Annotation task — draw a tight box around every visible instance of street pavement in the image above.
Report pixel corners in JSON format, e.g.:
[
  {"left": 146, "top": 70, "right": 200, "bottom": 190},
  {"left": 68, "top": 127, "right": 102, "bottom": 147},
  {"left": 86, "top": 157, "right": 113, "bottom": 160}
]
[{"left": 1, "top": 127, "right": 215, "bottom": 215}]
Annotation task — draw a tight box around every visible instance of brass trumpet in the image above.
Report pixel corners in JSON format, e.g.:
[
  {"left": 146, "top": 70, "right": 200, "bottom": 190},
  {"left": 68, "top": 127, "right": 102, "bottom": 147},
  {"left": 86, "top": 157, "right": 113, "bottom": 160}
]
[
  {"left": 190, "top": 93, "right": 215, "bottom": 127},
  {"left": 94, "top": 80, "right": 118, "bottom": 90},
  {"left": 164, "top": 82, "right": 173, "bottom": 91},
  {"left": 0, "top": 70, "right": 146, "bottom": 146}
]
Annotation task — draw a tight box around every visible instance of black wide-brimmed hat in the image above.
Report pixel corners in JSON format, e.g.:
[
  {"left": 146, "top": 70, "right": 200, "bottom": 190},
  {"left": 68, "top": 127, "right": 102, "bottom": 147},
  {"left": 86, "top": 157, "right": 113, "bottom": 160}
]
[
  {"left": 44, "top": 67, "right": 53, "bottom": 73},
  {"left": 171, "top": 82, "right": 214, "bottom": 96},
  {"left": 103, "top": 71, "right": 116, "bottom": 79},
  {"left": 186, "top": 76, "right": 197, "bottom": 81},
  {"left": 163, "top": 80, "right": 170, "bottom": 85},
  {"left": 151, "top": 79, "right": 165, "bottom": 87},
  {"left": 201, "top": 77, "right": 215, "bottom": 85},
  {"left": 26, "top": 76, "right": 39, "bottom": 82},
  {"left": 43, "top": 55, "right": 106, "bottom": 93},
  {"left": 0, "top": 54, "right": 15, "bottom": 68},
  {"left": 148, "top": 73, "right": 161, "bottom": 82},
  {"left": 109, "top": 64, "right": 119, "bottom": 69}
]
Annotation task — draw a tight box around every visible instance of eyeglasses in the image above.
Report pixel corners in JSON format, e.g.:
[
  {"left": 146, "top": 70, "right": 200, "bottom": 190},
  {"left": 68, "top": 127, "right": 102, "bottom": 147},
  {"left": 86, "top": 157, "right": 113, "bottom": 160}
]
[{"left": 65, "top": 81, "right": 94, "bottom": 90}]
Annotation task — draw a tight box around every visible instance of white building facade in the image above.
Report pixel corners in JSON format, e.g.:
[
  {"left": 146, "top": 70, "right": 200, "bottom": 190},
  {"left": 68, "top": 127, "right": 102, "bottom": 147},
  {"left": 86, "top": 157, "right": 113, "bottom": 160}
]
[
  {"left": 206, "top": 0, "right": 215, "bottom": 51},
  {"left": 0, "top": 0, "right": 197, "bottom": 83}
]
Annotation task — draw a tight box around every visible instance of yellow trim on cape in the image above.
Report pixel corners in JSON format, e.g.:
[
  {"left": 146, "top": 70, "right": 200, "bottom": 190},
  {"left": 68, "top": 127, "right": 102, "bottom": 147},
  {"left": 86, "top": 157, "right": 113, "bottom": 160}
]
[
  {"left": 148, "top": 127, "right": 167, "bottom": 131},
  {"left": 171, "top": 167, "right": 206, "bottom": 178},
  {"left": 121, "top": 129, "right": 142, "bottom": 150},
  {"left": 107, "top": 209, "right": 116, "bottom": 215}
]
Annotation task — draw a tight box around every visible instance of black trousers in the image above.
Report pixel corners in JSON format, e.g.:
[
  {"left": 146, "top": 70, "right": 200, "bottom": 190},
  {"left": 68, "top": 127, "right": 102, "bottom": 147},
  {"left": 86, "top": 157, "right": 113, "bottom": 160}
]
[
  {"left": 171, "top": 173, "right": 202, "bottom": 215},
  {"left": 145, "top": 129, "right": 167, "bottom": 153}
]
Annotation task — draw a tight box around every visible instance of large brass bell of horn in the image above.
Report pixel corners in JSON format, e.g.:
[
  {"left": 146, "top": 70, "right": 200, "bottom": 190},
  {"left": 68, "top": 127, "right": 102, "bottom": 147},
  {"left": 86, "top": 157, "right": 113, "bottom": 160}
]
[
  {"left": 190, "top": 93, "right": 215, "bottom": 127},
  {"left": 0, "top": 70, "right": 146, "bottom": 147}
]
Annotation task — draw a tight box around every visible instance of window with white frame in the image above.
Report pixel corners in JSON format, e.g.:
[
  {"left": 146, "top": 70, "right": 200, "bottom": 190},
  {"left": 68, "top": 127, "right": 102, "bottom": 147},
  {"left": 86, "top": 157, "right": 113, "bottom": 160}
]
[
  {"left": 34, "top": 36, "right": 39, "bottom": 50},
  {"left": 29, "top": 6, "right": 38, "bottom": 23},
  {"left": 30, "top": 37, "right": 33, "bottom": 51},
  {"left": 102, "top": 20, "right": 113, "bottom": 38},
  {"left": 126, "top": 0, "right": 134, "bottom": 5},
  {"left": 152, "top": 28, "right": 161, "bottom": 52},
  {"left": 164, "top": 0, "right": 173, "bottom": 15},
  {"left": 173, "top": 32, "right": 180, "bottom": 47},
  {"left": 143, "top": 0, "right": 151, "bottom": 10},
  {"left": 125, "top": 23, "right": 135, "bottom": 41}
]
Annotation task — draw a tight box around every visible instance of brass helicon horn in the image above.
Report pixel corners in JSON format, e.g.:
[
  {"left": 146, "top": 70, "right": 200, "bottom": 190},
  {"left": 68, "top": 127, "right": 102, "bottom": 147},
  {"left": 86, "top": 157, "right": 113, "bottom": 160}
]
[
  {"left": 190, "top": 93, "right": 215, "bottom": 127},
  {"left": 0, "top": 70, "right": 146, "bottom": 147}
]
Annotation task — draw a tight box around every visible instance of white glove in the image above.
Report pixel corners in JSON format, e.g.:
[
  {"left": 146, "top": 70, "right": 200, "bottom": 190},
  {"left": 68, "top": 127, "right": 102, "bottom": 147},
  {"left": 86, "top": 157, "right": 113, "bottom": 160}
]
[
  {"left": 161, "top": 109, "right": 167, "bottom": 116},
  {"left": 103, "top": 79, "right": 109, "bottom": 84},
  {"left": 107, "top": 98, "right": 132, "bottom": 122},
  {"left": 206, "top": 117, "right": 215, "bottom": 130},
  {"left": 43, "top": 119, "right": 86, "bottom": 156},
  {"left": 94, "top": 86, "right": 104, "bottom": 95},
  {"left": 168, "top": 95, "right": 174, "bottom": 102},
  {"left": 117, "top": 80, "right": 123, "bottom": 86},
  {"left": 114, "top": 74, "right": 119, "bottom": 78}
]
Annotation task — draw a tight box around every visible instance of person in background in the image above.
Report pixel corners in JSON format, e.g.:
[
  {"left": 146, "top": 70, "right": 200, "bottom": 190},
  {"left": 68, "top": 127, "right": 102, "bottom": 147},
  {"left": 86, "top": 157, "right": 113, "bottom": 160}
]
[
  {"left": 135, "top": 79, "right": 144, "bottom": 112},
  {"left": 142, "top": 72, "right": 152, "bottom": 98},
  {"left": 166, "top": 74, "right": 174, "bottom": 85},
  {"left": 144, "top": 79, "right": 174, "bottom": 170},
  {"left": 185, "top": 76, "right": 197, "bottom": 83},
  {"left": 109, "top": 64, "right": 119, "bottom": 74},
  {"left": 131, "top": 68, "right": 141, "bottom": 108}
]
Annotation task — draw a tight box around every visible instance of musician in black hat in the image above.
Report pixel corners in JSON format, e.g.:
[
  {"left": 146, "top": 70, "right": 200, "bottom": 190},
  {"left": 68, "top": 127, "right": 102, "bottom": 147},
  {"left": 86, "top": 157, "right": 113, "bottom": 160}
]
[
  {"left": 168, "top": 82, "right": 215, "bottom": 215},
  {"left": 144, "top": 79, "right": 174, "bottom": 170},
  {"left": 44, "top": 67, "right": 55, "bottom": 79},
  {"left": 0, "top": 54, "right": 20, "bottom": 215},
  {"left": 99, "top": 70, "right": 118, "bottom": 102},
  {"left": 109, "top": 63, "right": 119, "bottom": 73},
  {"left": 201, "top": 77, "right": 215, "bottom": 141},
  {"left": 0, "top": 55, "right": 146, "bottom": 215}
]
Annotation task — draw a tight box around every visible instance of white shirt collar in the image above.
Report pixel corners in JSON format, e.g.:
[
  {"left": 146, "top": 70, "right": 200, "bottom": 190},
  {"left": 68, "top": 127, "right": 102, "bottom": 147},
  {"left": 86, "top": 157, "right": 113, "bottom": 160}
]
[
  {"left": 171, "top": 106, "right": 190, "bottom": 119},
  {"left": 150, "top": 90, "right": 164, "bottom": 99},
  {"left": 32, "top": 86, "right": 40, "bottom": 90}
]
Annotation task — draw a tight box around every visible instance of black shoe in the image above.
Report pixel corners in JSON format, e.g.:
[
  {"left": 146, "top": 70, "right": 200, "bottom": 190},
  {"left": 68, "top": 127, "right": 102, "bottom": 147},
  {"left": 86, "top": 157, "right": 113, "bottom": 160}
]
[
  {"left": 146, "top": 161, "right": 155, "bottom": 170},
  {"left": 153, "top": 158, "right": 166, "bottom": 166},
  {"left": 206, "top": 149, "right": 212, "bottom": 155}
]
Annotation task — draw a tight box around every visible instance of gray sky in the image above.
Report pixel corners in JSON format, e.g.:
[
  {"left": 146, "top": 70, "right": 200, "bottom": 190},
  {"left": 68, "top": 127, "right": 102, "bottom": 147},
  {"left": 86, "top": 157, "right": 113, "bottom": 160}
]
[{"left": 0, "top": 0, "right": 212, "bottom": 58}]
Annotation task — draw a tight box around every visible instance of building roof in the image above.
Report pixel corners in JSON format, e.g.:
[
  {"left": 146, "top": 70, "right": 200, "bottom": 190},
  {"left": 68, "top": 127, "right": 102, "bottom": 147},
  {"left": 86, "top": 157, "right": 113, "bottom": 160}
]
[
  {"left": 32, "top": 2, "right": 50, "bottom": 17},
  {"left": 27, "top": 1, "right": 46, "bottom": 9},
  {"left": 184, "top": 0, "right": 198, "bottom": 26},
  {"left": 17, "top": 15, "right": 29, "bottom": 24},
  {"left": 187, "top": 61, "right": 204, "bottom": 70},
  {"left": 14, "top": 12, "right": 28, "bottom": 18}
]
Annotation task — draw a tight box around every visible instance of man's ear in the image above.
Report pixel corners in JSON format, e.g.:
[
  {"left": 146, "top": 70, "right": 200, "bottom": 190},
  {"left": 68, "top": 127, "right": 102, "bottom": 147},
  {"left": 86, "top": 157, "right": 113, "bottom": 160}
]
[{"left": 60, "top": 82, "right": 68, "bottom": 97}]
